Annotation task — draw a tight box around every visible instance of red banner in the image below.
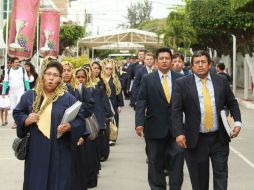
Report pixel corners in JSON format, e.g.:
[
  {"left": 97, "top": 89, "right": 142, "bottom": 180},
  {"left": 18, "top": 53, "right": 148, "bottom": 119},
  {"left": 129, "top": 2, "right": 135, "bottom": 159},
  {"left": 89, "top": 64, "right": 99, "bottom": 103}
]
[
  {"left": 8, "top": 0, "right": 39, "bottom": 60},
  {"left": 39, "top": 10, "right": 60, "bottom": 57}
]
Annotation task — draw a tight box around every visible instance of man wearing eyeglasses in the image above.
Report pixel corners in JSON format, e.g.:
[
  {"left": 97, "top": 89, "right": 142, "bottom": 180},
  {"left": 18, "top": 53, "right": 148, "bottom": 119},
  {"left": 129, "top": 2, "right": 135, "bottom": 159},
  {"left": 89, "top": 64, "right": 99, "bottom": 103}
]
[
  {"left": 172, "top": 50, "right": 241, "bottom": 190},
  {"left": 2, "top": 57, "right": 30, "bottom": 128}
]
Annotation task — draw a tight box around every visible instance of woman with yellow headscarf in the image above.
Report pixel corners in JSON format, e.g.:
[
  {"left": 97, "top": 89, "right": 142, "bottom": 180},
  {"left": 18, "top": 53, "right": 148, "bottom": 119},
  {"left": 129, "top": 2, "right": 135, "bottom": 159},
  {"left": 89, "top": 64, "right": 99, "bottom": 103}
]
[
  {"left": 61, "top": 62, "right": 95, "bottom": 190},
  {"left": 13, "top": 60, "right": 88, "bottom": 190},
  {"left": 101, "top": 59, "right": 124, "bottom": 146}
]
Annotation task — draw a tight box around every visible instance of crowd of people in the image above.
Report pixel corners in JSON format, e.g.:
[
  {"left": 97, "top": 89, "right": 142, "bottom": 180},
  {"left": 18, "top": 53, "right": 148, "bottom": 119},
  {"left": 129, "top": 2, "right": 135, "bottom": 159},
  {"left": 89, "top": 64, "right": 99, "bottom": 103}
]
[{"left": 0, "top": 47, "right": 241, "bottom": 190}]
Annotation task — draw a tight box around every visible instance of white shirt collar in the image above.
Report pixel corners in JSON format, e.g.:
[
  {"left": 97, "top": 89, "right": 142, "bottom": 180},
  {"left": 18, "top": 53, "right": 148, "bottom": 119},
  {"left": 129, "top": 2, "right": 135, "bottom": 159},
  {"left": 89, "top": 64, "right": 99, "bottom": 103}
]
[
  {"left": 158, "top": 69, "right": 171, "bottom": 79},
  {"left": 194, "top": 73, "right": 211, "bottom": 83},
  {"left": 146, "top": 66, "right": 154, "bottom": 72}
]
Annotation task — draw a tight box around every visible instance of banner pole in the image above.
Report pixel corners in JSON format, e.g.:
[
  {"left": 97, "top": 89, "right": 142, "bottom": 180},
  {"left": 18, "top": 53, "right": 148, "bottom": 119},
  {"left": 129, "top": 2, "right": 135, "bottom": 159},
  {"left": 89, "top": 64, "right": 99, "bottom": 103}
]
[
  {"left": 36, "top": 11, "right": 39, "bottom": 73},
  {"left": 4, "top": 0, "right": 10, "bottom": 69}
]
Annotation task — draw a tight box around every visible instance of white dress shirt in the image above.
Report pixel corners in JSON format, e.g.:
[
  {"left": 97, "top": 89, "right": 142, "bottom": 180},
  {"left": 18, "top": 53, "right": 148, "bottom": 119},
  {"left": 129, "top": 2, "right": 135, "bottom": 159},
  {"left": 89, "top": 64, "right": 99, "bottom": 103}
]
[{"left": 194, "top": 73, "right": 219, "bottom": 133}]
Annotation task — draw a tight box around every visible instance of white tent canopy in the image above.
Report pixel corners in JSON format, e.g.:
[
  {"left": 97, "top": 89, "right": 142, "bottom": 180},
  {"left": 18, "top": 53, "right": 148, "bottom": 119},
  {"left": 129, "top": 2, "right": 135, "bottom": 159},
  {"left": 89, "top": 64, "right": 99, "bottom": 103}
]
[
  {"left": 79, "top": 29, "right": 163, "bottom": 49},
  {"left": 94, "top": 42, "right": 144, "bottom": 50}
]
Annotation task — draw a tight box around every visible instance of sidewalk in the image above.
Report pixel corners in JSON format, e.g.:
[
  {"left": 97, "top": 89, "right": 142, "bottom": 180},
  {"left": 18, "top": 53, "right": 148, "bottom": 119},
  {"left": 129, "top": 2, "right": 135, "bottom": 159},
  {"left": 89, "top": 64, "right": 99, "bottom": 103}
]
[{"left": 236, "top": 88, "right": 254, "bottom": 110}]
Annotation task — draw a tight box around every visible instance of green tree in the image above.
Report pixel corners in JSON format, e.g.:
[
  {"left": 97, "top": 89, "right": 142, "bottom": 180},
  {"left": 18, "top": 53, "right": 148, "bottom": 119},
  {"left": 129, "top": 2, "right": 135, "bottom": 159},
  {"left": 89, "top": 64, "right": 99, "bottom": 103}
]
[
  {"left": 164, "top": 10, "right": 196, "bottom": 52},
  {"left": 59, "top": 24, "right": 85, "bottom": 54},
  {"left": 139, "top": 19, "right": 166, "bottom": 34},
  {"left": 187, "top": 0, "right": 254, "bottom": 54},
  {"left": 124, "top": 0, "right": 152, "bottom": 28},
  {"left": 138, "top": 18, "right": 166, "bottom": 44}
]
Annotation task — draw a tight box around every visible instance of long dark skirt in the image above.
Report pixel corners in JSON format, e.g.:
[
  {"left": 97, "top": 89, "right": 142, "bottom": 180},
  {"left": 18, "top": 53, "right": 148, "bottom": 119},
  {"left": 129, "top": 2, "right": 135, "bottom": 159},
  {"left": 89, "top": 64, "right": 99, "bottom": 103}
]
[
  {"left": 71, "top": 145, "right": 87, "bottom": 190},
  {"left": 97, "top": 127, "right": 110, "bottom": 161},
  {"left": 84, "top": 139, "right": 100, "bottom": 188}
]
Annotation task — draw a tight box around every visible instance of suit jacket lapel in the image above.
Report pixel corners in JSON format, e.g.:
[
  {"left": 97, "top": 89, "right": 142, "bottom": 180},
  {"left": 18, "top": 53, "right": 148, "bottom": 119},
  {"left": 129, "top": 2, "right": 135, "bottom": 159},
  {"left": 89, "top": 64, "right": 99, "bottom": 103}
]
[
  {"left": 171, "top": 71, "right": 177, "bottom": 92},
  {"left": 143, "top": 67, "right": 148, "bottom": 74},
  {"left": 211, "top": 74, "right": 220, "bottom": 110},
  {"left": 187, "top": 74, "right": 200, "bottom": 112}
]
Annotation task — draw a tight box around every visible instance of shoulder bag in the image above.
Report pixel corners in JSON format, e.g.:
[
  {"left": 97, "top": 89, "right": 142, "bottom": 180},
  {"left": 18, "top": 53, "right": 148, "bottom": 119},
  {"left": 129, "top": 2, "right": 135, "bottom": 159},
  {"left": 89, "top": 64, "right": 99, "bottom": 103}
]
[
  {"left": 85, "top": 113, "right": 100, "bottom": 140},
  {"left": 12, "top": 132, "right": 30, "bottom": 160}
]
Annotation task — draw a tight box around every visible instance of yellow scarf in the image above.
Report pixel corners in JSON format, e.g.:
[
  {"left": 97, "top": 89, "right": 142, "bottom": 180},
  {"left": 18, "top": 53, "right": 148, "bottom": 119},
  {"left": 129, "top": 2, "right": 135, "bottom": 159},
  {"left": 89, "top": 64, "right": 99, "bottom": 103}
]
[{"left": 37, "top": 93, "right": 53, "bottom": 139}]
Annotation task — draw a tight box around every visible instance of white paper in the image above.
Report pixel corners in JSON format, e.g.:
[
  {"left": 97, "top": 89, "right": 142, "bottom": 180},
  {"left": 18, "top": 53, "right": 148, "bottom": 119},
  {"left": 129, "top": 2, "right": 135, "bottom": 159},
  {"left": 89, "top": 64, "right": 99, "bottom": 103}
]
[
  {"left": 57, "top": 101, "right": 82, "bottom": 138},
  {"left": 220, "top": 110, "right": 234, "bottom": 137}
]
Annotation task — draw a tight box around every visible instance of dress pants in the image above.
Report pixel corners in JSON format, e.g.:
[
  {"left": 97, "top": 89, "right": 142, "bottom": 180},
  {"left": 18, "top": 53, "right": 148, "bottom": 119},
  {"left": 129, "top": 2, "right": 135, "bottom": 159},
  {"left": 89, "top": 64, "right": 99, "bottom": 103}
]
[
  {"left": 185, "top": 132, "right": 229, "bottom": 190},
  {"left": 146, "top": 136, "right": 184, "bottom": 190}
]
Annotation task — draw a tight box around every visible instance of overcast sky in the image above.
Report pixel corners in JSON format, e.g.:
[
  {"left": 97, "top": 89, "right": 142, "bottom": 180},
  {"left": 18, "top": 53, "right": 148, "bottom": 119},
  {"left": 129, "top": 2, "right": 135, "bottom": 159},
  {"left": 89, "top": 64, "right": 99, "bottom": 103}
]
[{"left": 75, "top": 0, "right": 185, "bottom": 34}]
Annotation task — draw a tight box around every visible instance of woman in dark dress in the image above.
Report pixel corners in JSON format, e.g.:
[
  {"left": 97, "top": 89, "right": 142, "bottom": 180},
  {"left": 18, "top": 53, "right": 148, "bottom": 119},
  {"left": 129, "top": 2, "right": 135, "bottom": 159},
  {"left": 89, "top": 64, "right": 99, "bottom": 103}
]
[
  {"left": 74, "top": 66, "right": 102, "bottom": 188},
  {"left": 13, "top": 60, "right": 87, "bottom": 190},
  {"left": 61, "top": 61, "right": 94, "bottom": 190},
  {"left": 91, "top": 61, "right": 114, "bottom": 160},
  {"left": 101, "top": 59, "right": 124, "bottom": 145}
]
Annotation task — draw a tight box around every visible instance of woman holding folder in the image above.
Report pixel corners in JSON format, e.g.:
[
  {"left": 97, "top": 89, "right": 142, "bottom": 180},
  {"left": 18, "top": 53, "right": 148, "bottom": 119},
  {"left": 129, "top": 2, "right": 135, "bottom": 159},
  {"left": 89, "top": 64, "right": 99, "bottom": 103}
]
[{"left": 13, "top": 60, "right": 88, "bottom": 190}]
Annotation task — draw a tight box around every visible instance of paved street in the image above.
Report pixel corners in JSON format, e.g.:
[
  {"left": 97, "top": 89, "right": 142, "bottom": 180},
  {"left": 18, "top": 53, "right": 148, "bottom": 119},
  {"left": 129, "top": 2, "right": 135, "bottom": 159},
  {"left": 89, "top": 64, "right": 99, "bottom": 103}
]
[{"left": 0, "top": 101, "right": 254, "bottom": 190}]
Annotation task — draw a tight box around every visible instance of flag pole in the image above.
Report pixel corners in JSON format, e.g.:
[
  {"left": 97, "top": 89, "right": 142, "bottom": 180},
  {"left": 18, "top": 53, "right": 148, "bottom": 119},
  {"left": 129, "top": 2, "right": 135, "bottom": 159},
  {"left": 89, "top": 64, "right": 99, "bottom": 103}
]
[
  {"left": 5, "top": 0, "right": 10, "bottom": 69},
  {"left": 36, "top": 10, "right": 39, "bottom": 73}
]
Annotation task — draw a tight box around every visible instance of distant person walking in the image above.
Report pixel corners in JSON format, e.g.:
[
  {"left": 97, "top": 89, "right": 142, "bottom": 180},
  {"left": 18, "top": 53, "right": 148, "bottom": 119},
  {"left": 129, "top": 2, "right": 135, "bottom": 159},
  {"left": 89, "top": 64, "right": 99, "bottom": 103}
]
[
  {"left": 25, "top": 61, "right": 38, "bottom": 89},
  {"left": 216, "top": 63, "right": 231, "bottom": 83},
  {"left": 2, "top": 57, "right": 30, "bottom": 128}
]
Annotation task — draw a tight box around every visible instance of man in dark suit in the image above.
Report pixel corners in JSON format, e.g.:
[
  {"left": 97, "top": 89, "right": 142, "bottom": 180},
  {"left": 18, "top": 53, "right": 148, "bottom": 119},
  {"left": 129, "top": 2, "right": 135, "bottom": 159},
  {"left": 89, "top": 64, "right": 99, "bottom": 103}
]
[
  {"left": 135, "top": 48, "right": 184, "bottom": 190},
  {"left": 172, "top": 52, "right": 191, "bottom": 76},
  {"left": 172, "top": 50, "right": 241, "bottom": 190},
  {"left": 131, "top": 52, "right": 155, "bottom": 108},
  {"left": 127, "top": 50, "right": 145, "bottom": 107},
  {"left": 216, "top": 62, "right": 231, "bottom": 83},
  {"left": 121, "top": 58, "right": 132, "bottom": 99}
]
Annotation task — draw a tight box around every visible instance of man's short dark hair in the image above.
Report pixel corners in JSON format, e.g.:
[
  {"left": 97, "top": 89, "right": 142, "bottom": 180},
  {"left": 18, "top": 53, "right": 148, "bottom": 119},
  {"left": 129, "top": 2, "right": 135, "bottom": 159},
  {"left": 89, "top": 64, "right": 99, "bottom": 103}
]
[
  {"left": 217, "top": 63, "right": 225, "bottom": 71},
  {"left": 191, "top": 50, "right": 211, "bottom": 66},
  {"left": 155, "top": 47, "right": 172, "bottom": 59},
  {"left": 45, "top": 60, "right": 63, "bottom": 76},
  {"left": 10, "top": 57, "right": 19, "bottom": 63},
  {"left": 172, "top": 52, "right": 184, "bottom": 61}
]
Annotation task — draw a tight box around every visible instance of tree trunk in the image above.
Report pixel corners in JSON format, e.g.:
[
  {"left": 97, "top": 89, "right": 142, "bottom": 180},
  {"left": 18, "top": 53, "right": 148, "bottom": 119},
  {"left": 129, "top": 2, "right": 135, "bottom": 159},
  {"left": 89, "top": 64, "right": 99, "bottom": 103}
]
[{"left": 244, "top": 53, "right": 254, "bottom": 95}]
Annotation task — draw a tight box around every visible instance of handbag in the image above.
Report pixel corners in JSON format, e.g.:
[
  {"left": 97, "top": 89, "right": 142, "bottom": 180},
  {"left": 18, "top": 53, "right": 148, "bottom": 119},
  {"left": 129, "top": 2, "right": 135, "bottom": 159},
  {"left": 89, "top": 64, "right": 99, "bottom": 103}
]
[
  {"left": 12, "top": 132, "right": 30, "bottom": 160},
  {"left": 109, "top": 118, "right": 118, "bottom": 141},
  {"left": 0, "top": 95, "right": 10, "bottom": 109},
  {"left": 12, "top": 90, "right": 35, "bottom": 160},
  {"left": 85, "top": 113, "right": 100, "bottom": 140}
]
